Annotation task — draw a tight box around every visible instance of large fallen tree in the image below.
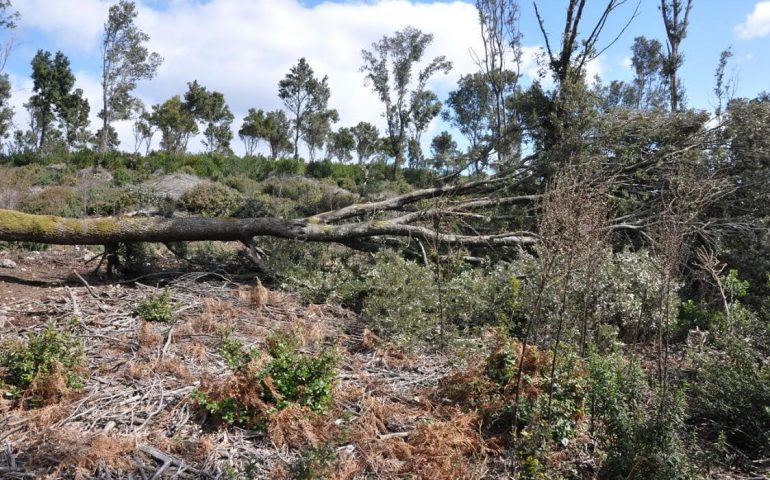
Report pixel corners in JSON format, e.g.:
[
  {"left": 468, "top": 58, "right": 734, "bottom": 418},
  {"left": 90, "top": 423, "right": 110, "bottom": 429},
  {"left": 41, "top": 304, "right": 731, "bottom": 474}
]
[{"left": 0, "top": 175, "right": 540, "bottom": 268}]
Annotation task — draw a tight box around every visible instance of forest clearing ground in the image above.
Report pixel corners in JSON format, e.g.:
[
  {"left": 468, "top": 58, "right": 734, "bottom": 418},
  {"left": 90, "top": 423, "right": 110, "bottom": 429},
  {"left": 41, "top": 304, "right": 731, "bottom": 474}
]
[{"left": 0, "top": 246, "right": 483, "bottom": 479}]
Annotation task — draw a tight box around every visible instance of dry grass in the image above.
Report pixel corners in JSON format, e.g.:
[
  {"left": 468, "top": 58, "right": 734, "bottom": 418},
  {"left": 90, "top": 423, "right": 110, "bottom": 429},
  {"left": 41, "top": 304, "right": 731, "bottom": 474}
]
[{"left": 268, "top": 404, "right": 328, "bottom": 450}]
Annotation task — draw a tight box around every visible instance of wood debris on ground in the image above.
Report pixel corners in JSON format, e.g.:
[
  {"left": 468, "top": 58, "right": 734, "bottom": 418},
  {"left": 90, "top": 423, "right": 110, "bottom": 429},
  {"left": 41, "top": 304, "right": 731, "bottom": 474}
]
[{"left": 0, "top": 247, "right": 489, "bottom": 479}]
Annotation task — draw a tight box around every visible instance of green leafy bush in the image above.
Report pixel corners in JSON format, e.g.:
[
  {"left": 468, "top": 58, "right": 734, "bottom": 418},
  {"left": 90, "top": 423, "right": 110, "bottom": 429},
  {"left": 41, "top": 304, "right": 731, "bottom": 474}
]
[
  {"left": 289, "top": 445, "right": 337, "bottom": 480},
  {"left": 688, "top": 336, "right": 770, "bottom": 462},
  {"left": 588, "top": 352, "right": 693, "bottom": 479},
  {"left": 192, "top": 331, "right": 337, "bottom": 428},
  {"left": 0, "top": 323, "right": 85, "bottom": 392},
  {"left": 262, "top": 332, "right": 337, "bottom": 412},
  {"left": 360, "top": 250, "right": 440, "bottom": 345},
  {"left": 259, "top": 175, "right": 356, "bottom": 216},
  {"left": 135, "top": 289, "right": 174, "bottom": 322},
  {"left": 19, "top": 186, "right": 84, "bottom": 217},
  {"left": 178, "top": 182, "right": 242, "bottom": 217},
  {"left": 217, "top": 330, "right": 258, "bottom": 370}
]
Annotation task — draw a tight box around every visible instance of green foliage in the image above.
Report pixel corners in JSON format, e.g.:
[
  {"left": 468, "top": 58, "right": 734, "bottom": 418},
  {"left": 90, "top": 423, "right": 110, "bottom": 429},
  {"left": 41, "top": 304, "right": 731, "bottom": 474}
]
[
  {"left": 149, "top": 95, "right": 198, "bottom": 155},
  {"left": 262, "top": 332, "right": 338, "bottom": 412},
  {"left": 723, "top": 269, "right": 750, "bottom": 302},
  {"left": 193, "top": 331, "right": 337, "bottom": 427},
  {"left": 217, "top": 330, "right": 258, "bottom": 370},
  {"left": 100, "top": 0, "right": 162, "bottom": 152},
  {"left": 677, "top": 299, "right": 723, "bottom": 335},
  {"left": 289, "top": 445, "right": 337, "bottom": 480},
  {"left": 258, "top": 175, "right": 356, "bottom": 216},
  {"left": 19, "top": 186, "right": 83, "bottom": 217},
  {"left": 184, "top": 80, "right": 234, "bottom": 154},
  {"left": 360, "top": 250, "right": 441, "bottom": 345},
  {"left": 0, "top": 322, "right": 85, "bottom": 392},
  {"left": 190, "top": 390, "right": 253, "bottom": 425},
  {"left": 178, "top": 182, "right": 242, "bottom": 217},
  {"left": 588, "top": 352, "right": 693, "bottom": 479},
  {"left": 688, "top": 336, "right": 770, "bottom": 462},
  {"left": 135, "top": 289, "right": 174, "bottom": 322}
]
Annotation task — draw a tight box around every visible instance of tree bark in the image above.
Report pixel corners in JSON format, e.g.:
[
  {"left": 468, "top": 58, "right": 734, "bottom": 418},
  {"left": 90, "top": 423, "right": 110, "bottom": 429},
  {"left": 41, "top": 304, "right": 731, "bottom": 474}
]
[{"left": 0, "top": 209, "right": 537, "bottom": 248}]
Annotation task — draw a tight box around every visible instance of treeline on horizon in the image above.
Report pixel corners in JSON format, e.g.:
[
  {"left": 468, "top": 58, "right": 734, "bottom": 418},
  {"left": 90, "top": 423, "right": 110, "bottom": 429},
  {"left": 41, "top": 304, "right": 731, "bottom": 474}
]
[{"left": 0, "top": 0, "right": 760, "bottom": 181}]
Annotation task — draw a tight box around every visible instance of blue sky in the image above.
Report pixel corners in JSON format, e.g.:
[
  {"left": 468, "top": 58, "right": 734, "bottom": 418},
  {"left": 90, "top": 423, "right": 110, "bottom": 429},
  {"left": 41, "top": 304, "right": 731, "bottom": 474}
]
[{"left": 3, "top": 0, "right": 770, "bottom": 154}]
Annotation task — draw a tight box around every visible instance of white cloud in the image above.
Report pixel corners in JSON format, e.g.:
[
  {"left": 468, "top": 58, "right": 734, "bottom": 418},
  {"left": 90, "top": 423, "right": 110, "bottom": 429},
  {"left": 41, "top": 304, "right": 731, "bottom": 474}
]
[
  {"left": 735, "top": 1, "right": 770, "bottom": 39},
  {"left": 14, "top": 0, "right": 109, "bottom": 53},
  {"left": 11, "top": 0, "right": 549, "bottom": 154},
  {"left": 621, "top": 56, "right": 632, "bottom": 69}
]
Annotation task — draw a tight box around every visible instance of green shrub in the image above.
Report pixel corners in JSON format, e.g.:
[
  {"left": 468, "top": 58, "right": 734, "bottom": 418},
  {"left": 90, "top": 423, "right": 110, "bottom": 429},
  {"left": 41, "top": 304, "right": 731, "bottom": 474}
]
[
  {"left": 272, "top": 157, "right": 306, "bottom": 176},
  {"left": 401, "top": 167, "right": 438, "bottom": 188},
  {"left": 217, "top": 330, "right": 258, "bottom": 370},
  {"left": 439, "top": 336, "right": 587, "bottom": 465},
  {"left": 360, "top": 250, "right": 440, "bottom": 346},
  {"left": 19, "top": 186, "right": 84, "bottom": 217},
  {"left": 178, "top": 182, "right": 242, "bottom": 217},
  {"left": 135, "top": 289, "right": 174, "bottom": 322},
  {"left": 262, "top": 332, "right": 337, "bottom": 412},
  {"left": 688, "top": 336, "right": 770, "bottom": 462},
  {"left": 234, "top": 193, "right": 295, "bottom": 219},
  {"left": 0, "top": 323, "right": 85, "bottom": 392},
  {"left": 192, "top": 331, "right": 337, "bottom": 428},
  {"left": 224, "top": 174, "right": 261, "bottom": 196},
  {"left": 588, "top": 352, "right": 693, "bottom": 479},
  {"left": 259, "top": 175, "right": 356, "bottom": 216},
  {"left": 289, "top": 445, "right": 337, "bottom": 480}
]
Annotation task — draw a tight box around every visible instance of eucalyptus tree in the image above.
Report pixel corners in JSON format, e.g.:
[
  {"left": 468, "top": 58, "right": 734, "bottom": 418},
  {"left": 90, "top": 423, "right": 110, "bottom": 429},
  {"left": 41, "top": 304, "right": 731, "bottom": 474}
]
[
  {"left": 0, "top": 74, "right": 12, "bottom": 144},
  {"left": 327, "top": 126, "right": 355, "bottom": 163},
  {"left": 238, "top": 108, "right": 265, "bottom": 157},
  {"left": 360, "top": 26, "right": 452, "bottom": 178},
  {"left": 444, "top": 73, "right": 494, "bottom": 173},
  {"left": 407, "top": 90, "right": 441, "bottom": 169},
  {"left": 149, "top": 95, "right": 197, "bottom": 155},
  {"left": 99, "top": 0, "right": 162, "bottom": 154},
  {"left": 184, "top": 80, "right": 234, "bottom": 154},
  {"left": 350, "top": 121, "right": 379, "bottom": 164},
  {"left": 474, "top": 0, "right": 523, "bottom": 165},
  {"left": 239, "top": 108, "right": 292, "bottom": 159},
  {"left": 630, "top": 36, "right": 667, "bottom": 110},
  {"left": 0, "top": 1, "right": 17, "bottom": 145},
  {"left": 26, "top": 50, "right": 90, "bottom": 152},
  {"left": 660, "top": 0, "right": 693, "bottom": 112},
  {"left": 132, "top": 106, "right": 154, "bottom": 155},
  {"left": 431, "top": 130, "right": 460, "bottom": 174},
  {"left": 278, "top": 58, "right": 331, "bottom": 159},
  {"left": 303, "top": 108, "right": 338, "bottom": 161},
  {"left": 263, "top": 110, "right": 293, "bottom": 160}
]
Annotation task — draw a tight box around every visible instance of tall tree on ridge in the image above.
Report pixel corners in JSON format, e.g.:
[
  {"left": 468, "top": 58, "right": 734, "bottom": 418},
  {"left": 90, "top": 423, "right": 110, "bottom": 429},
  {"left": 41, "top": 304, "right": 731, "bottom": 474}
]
[
  {"left": 184, "top": 80, "right": 234, "bottom": 154},
  {"left": 360, "top": 26, "right": 452, "bottom": 179},
  {"left": 474, "top": 0, "right": 523, "bottom": 166},
  {"left": 278, "top": 58, "right": 331, "bottom": 160},
  {"left": 99, "top": 0, "right": 162, "bottom": 156},
  {"left": 660, "top": 0, "right": 694, "bottom": 112},
  {"left": 350, "top": 121, "right": 379, "bottom": 165},
  {"left": 26, "top": 50, "right": 90, "bottom": 152}
]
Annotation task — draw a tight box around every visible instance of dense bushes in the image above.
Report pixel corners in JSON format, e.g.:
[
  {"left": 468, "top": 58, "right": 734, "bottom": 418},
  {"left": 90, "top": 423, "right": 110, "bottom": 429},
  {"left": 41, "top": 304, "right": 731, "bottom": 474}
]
[
  {"left": 688, "top": 336, "right": 770, "bottom": 462},
  {"left": 178, "top": 182, "right": 242, "bottom": 216},
  {"left": 18, "top": 186, "right": 84, "bottom": 217}
]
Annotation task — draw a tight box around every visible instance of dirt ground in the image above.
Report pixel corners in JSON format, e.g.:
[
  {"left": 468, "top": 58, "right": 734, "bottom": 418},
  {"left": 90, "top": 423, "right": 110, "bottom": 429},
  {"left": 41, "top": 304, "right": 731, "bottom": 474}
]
[{"left": 0, "top": 246, "right": 488, "bottom": 479}]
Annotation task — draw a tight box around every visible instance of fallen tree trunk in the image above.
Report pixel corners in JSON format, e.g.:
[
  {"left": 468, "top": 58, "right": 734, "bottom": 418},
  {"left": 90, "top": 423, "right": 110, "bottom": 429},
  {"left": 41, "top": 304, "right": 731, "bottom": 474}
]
[
  {"left": 0, "top": 173, "right": 542, "bottom": 250},
  {"left": 0, "top": 208, "right": 537, "bottom": 248}
]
